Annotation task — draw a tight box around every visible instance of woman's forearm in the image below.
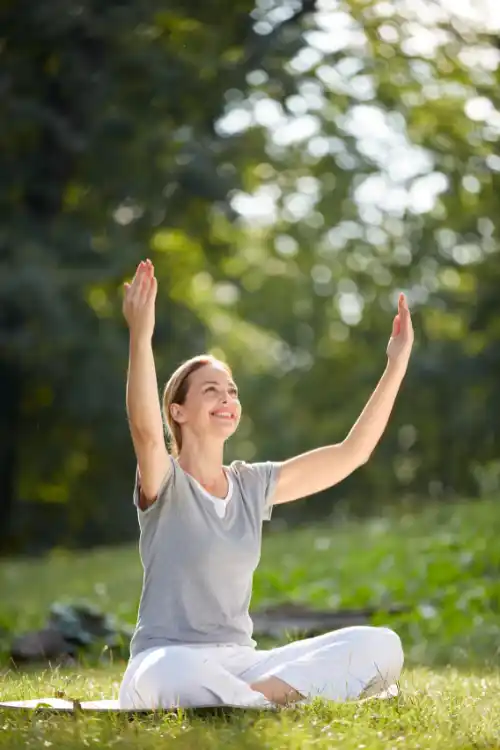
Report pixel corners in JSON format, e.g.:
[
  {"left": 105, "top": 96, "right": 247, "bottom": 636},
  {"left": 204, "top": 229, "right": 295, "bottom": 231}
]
[
  {"left": 126, "top": 334, "right": 164, "bottom": 444},
  {"left": 273, "top": 295, "right": 413, "bottom": 505},
  {"left": 343, "top": 359, "right": 407, "bottom": 462},
  {"left": 273, "top": 360, "right": 408, "bottom": 504}
]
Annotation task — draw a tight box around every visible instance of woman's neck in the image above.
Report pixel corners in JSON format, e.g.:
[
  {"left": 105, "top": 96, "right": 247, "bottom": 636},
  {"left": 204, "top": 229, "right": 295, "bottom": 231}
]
[{"left": 177, "top": 439, "right": 226, "bottom": 487}]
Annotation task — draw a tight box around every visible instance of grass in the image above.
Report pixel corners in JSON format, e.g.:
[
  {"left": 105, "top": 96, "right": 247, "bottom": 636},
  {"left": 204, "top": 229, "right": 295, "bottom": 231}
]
[
  {"left": 1, "top": 667, "right": 499, "bottom": 749},
  {"left": 1, "top": 498, "right": 500, "bottom": 748}
]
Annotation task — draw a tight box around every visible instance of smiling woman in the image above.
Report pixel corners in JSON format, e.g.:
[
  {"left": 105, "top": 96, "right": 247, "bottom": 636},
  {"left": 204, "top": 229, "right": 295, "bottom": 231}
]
[
  {"left": 163, "top": 357, "right": 241, "bottom": 458},
  {"left": 160, "top": 356, "right": 241, "bottom": 500},
  {"left": 119, "top": 259, "right": 411, "bottom": 711}
]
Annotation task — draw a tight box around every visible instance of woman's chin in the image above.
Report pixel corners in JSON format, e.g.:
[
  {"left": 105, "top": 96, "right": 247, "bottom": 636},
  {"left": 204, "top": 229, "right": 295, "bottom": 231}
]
[{"left": 209, "top": 420, "right": 238, "bottom": 439}]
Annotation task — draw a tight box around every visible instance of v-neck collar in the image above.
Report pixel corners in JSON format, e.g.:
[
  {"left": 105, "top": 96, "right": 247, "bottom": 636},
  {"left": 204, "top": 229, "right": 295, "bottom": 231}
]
[
  {"left": 177, "top": 462, "right": 234, "bottom": 518},
  {"left": 190, "top": 471, "right": 233, "bottom": 504}
]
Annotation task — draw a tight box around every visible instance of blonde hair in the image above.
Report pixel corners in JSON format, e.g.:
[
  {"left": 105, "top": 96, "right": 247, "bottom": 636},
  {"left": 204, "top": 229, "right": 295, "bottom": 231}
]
[{"left": 162, "top": 355, "right": 232, "bottom": 457}]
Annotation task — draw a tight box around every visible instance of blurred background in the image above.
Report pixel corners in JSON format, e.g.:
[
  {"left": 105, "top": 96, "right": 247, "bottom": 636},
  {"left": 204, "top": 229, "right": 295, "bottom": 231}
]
[{"left": 1, "top": 0, "right": 500, "bottom": 560}]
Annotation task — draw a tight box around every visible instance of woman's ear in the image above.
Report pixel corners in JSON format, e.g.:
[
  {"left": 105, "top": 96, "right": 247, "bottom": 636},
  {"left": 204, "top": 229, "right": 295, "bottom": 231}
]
[{"left": 170, "top": 403, "right": 185, "bottom": 424}]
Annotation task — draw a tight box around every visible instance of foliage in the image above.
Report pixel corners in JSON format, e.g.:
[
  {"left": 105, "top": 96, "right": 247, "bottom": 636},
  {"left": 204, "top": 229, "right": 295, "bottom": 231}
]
[
  {"left": 0, "top": 0, "right": 277, "bottom": 550},
  {"left": 214, "top": 0, "right": 500, "bottom": 518},
  {"left": 2, "top": 498, "right": 499, "bottom": 668},
  {"left": 1, "top": 0, "right": 500, "bottom": 549}
]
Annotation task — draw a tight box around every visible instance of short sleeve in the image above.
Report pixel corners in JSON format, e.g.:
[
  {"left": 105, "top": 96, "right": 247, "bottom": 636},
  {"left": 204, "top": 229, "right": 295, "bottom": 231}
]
[
  {"left": 133, "top": 456, "right": 176, "bottom": 516},
  {"left": 231, "top": 460, "right": 282, "bottom": 522}
]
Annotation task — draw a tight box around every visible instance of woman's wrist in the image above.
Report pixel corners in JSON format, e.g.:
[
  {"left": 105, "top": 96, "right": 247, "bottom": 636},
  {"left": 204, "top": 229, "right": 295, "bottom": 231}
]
[
  {"left": 385, "top": 356, "right": 409, "bottom": 380},
  {"left": 129, "top": 330, "right": 153, "bottom": 350}
]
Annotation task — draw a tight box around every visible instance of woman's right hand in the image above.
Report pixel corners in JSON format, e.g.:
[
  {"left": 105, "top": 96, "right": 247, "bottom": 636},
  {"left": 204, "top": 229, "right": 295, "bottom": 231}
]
[{"left": 123, "top": 260, "right": 157, "bottom": 340}]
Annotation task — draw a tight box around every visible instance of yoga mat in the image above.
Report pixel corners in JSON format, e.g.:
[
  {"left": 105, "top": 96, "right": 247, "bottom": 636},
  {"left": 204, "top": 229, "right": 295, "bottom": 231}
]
[
  {"left": 0, "top": 698, "right": 270, "bottom": 716},
  {"left": 0, "top": 687, "right": 397, "bottom": 715}
]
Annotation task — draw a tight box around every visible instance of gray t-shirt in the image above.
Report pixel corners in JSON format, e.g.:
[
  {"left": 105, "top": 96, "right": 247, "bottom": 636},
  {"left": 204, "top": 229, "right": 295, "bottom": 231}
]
[{"left": 129, "top": 456, "right": 281, "bottom": 659}]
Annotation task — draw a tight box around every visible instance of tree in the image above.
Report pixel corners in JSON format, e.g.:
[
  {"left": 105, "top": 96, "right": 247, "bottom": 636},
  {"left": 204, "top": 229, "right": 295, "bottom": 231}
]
[
  {"left": 204, "top": 0, "right": 500, "bottom": 517},
  {"left": 2, "top": 0, "right": 499, "bottom": 550},
  {"left": 0, "top": 0, "right": 319, "bottom": 551}
]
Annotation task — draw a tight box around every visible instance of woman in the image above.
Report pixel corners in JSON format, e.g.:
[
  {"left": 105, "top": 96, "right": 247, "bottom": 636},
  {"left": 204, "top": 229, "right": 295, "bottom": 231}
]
[{"left": 118, "top": 259, "right": 412, "bottom": 710}]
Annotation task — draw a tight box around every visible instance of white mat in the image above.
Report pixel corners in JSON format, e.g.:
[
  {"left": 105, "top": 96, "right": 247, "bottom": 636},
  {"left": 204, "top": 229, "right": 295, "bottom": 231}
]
[
  {"left": 0, "top": 687, "right": 398, "bottom": 714},
  {"left": 1, "top": 698, "right": 124, "bottom": 712},
  {"left": 0, "top": 697, "right": 266, "bottom": 714}
]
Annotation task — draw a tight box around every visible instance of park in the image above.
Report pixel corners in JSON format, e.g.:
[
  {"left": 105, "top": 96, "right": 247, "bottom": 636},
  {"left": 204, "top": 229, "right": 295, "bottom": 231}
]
[{"left": 1, "top": 0, "right": 499, "bottom": 747}]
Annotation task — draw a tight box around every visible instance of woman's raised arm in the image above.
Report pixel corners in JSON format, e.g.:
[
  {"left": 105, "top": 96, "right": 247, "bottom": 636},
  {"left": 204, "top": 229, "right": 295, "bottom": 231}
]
[
  {"left": 271, "top": 293, "right": 414, "bottom": 505},
  {"left": 123, "top": 260, "right": 170, "bottom": 508}
]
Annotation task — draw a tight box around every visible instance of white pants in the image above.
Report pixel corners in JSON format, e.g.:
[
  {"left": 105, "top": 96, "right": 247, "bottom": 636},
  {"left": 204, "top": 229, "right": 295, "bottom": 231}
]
[{"left": 119, "top": 626, "right": 404, "bottom": 709}]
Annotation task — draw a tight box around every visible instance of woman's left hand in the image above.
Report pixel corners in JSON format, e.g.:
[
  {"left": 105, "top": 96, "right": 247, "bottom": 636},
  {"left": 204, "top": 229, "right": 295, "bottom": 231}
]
[{"left": 386, "top": 293, "right": 414, "bottom": 367}]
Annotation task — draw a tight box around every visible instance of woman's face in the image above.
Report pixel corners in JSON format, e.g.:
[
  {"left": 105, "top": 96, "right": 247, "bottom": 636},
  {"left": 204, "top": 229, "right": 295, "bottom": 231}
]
[{"left": 171, "top": 363, "right": 241, "bottom": 442}]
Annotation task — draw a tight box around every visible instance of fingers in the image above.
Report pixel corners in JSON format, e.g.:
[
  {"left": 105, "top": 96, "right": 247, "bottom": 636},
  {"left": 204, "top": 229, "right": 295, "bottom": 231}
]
[
  {"left": 399, "top": 293, "right": 412, "bottom": 316},
  {"left": 392, "top": 314, "right": 401, "bottom": 337},
  {"left": 138, "top": 266, "right": 151, "bottom": 301},
  {"left": 397, "top": 292, "right": 413, "bottom": 339},
  {"left": 398, "top": 293, "right": 410, "bottom": 317},
  {"left": 150, "top": 276, "right": 158, "bottom": 302},
  {"left": 125, "top": 260, "right": 156, "bottom": 306},
  {"left": 141, "top": 260, "right": 156, "bottom": 304},
  {"left": 390, "top": 294, "right": 410, "bottom": 338},
  {"left": 131, "top": 259, "right": 152, "bottom": 285}
]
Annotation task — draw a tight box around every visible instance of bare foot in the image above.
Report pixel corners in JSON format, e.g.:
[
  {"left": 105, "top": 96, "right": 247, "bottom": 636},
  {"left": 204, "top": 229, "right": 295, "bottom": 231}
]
[{"left": 250, "top": 676, "right": 305, "bottom": 706}]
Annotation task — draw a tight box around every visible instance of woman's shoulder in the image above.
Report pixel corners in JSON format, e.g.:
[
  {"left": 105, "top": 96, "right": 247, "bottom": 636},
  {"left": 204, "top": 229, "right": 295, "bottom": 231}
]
[
  {"left": 134, "top": 455, "right": 186, "bottom": 518},
  {"left": 228, "top": 459, "right": 262, "bottom": 475},
  {"left": 229, "top": 459, "right": 280, "bottom": 520},
  {"left": 228, "top": 459, "right": 279, "bottom": 487},
  {"left": 229, "top": 459, "right": 276, "bottom": 470}
]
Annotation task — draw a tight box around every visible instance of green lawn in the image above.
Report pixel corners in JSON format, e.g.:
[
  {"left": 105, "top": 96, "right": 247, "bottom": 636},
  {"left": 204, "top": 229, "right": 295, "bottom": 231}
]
[
  {"left": 1, "top": 667, "right": 499, "bottom": 749},
  {"left": 1, "top": 499, "right": 500, "bottom": 748}
]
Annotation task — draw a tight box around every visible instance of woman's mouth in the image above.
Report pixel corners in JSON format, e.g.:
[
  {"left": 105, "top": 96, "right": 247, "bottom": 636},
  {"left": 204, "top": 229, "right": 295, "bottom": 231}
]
[{"left": 210, "top": 410, "right": 235, "bottom": 421}]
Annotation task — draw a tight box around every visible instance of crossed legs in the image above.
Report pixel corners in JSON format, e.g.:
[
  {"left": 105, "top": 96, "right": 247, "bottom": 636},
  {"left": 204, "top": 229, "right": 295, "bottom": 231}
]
[
  {"left": 246, "top": 626, "right": 404, "bottom": 705},
  {"left": 119, "top": 626, "right": 404, "bottom": 709}
]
